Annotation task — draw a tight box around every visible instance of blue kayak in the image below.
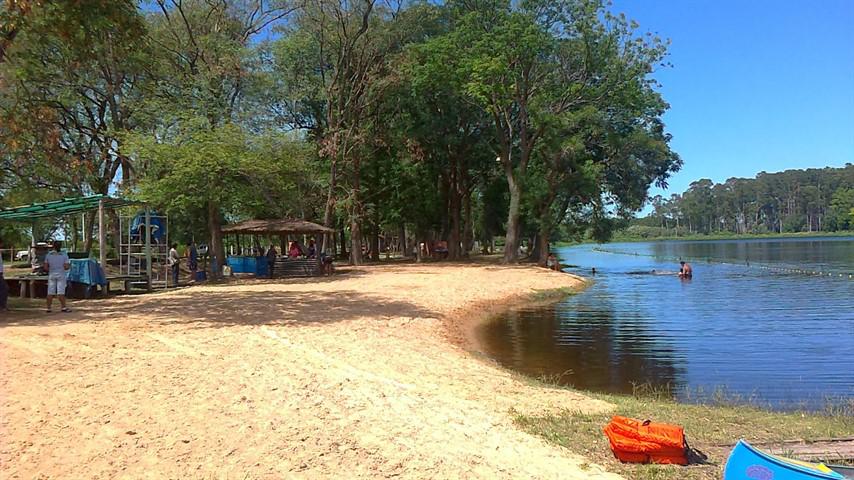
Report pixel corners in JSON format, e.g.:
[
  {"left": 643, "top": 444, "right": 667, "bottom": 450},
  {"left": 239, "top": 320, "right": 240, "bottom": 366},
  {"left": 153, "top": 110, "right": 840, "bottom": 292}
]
[{"left": 724, "top": 440, "right": 848, "bottom": 480}]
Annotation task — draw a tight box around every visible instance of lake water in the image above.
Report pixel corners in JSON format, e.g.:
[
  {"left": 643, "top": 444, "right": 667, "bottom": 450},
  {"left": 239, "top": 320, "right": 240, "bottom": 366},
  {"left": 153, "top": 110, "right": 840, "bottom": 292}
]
[{"left": 478, "top": 237, "right": 854, "bottom": 410}]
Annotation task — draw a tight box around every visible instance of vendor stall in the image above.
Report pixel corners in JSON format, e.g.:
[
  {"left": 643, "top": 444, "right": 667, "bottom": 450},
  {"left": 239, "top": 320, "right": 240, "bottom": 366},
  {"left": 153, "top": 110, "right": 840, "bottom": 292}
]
[
  {"left": 8, "top": 257, "right": 108, "bottom": 299},
  {"left": 222, "top": 219, "right": 334, "bottom": 278},
  {"left": 0, "top": 195, "right": 156, "bottom": 297}
]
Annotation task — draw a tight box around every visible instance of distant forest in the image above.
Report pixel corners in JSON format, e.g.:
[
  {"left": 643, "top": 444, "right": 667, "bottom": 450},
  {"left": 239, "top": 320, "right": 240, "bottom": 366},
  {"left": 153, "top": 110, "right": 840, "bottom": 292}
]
[{"left": 630, "top": 164, "right": 854, "bottom": 237}]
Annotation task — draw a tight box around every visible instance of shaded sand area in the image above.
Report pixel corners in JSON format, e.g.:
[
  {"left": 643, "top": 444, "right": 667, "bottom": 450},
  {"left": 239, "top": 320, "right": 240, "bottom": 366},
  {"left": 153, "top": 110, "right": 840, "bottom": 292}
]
[{"left": 1, "top": 263, "right": 619, "bottom": 479}]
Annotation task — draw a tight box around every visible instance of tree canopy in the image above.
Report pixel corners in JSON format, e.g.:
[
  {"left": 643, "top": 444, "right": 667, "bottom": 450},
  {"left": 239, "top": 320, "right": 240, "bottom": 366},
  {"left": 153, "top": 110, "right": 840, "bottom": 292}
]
[
  {"left": 1, "top": 0, "right": 683, "bottom": 268},
  {"left": 633, "top": 164, "right": 854, "bottom": 237}
]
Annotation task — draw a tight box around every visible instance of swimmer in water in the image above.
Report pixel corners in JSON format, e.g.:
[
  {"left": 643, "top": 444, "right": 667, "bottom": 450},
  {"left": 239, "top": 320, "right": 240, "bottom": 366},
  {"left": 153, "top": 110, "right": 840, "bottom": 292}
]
[{"left": 678, "top": 261, "right": 693, "bottom": 278}]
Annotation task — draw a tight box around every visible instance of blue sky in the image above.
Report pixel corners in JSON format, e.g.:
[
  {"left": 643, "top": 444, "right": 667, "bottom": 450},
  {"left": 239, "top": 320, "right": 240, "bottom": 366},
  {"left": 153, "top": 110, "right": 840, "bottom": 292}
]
[{"left": 609, "top": 0, "right": 854, "bottom": 200}]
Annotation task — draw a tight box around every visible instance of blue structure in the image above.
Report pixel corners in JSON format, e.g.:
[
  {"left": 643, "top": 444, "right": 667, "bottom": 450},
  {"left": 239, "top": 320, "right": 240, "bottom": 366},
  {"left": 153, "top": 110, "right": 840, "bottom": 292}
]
[
  {"left": 130, "top": 212, "right": 165, "bottom": 243},
  {"left": 724, "top": 440, "right": 846, "bottom": 480},
  {"left": 66, "top": 258, "right": 107, "bottom": 287},
  {"left": 227, "top": 255, "right": 269, "bottom": 277}
]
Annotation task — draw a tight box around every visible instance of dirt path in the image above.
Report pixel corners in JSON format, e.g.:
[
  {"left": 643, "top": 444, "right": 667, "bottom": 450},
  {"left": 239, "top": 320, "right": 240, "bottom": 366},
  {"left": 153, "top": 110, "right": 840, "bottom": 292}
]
[{"left": 1, "top": 263, "right": 621, "bottom": 479}]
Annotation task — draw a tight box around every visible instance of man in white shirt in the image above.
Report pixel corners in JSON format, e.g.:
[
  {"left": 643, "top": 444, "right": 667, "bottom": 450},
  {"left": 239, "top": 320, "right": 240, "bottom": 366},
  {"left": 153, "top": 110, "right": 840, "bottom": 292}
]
[
  {"left": 45, "top": 240, "right": 71, "bottom": 313},
  {"left": 0, "top": 238, "right": 8, "bottom": 312},
  {"left": 167, "top": 243, "right": 180, "bottom": 287}
]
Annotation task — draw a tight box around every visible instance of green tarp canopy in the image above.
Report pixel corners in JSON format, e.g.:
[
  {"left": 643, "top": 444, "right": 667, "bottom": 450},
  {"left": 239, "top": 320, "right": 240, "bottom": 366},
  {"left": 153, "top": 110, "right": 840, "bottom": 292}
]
[{"left": 0, "top": 194, "right": 142, "bottom": 221}]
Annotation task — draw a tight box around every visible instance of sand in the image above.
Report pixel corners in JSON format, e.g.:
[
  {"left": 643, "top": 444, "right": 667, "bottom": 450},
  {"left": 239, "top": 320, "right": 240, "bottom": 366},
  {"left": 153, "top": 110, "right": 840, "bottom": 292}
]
[{"left": 0, "top": 262, "right": 621, "bottom": 479}]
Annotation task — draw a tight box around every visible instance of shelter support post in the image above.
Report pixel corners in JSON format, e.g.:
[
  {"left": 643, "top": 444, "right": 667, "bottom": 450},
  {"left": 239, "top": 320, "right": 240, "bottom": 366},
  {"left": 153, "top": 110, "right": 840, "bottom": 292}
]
[
  {"left": 98, "top": 199, "right": 106, "bottom": 268},
  {"left": 145, "top": 206, "right": 152, "bottom": 291},
  {"left": 316, "top": 234, "right": 322, "bottom": 271}
]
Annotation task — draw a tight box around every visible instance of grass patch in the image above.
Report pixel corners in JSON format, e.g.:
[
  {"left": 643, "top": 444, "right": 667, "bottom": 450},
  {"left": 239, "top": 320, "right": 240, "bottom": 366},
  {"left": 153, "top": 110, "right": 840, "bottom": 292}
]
[
  {"left": 514, "top": 383, "right": 854, "bottom": 480},
  {"left": 529, "top": 287, "right": 580, "bottom": 302}
]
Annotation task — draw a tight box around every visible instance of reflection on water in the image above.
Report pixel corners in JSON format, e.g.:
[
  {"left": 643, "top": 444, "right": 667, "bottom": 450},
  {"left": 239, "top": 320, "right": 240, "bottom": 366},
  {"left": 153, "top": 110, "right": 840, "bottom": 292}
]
[
  {"left": 478, "top": 237, "right": 854, "bottom": 410},
  {"left": 478, "top": 295, "right": 683, "bottom": 393}
]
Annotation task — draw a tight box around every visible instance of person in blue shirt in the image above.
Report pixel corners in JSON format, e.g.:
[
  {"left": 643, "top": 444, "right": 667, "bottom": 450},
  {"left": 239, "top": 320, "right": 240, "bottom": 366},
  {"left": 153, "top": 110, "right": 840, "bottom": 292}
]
[{"left": 186, "top": 241, "right": 198, "bottom": 280}]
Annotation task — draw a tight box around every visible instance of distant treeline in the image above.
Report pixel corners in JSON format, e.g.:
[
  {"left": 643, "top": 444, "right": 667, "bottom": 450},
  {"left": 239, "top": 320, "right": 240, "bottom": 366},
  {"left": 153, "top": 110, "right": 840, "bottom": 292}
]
[{"left": 627, "top": 164, "right": 854, "bottom": 238}]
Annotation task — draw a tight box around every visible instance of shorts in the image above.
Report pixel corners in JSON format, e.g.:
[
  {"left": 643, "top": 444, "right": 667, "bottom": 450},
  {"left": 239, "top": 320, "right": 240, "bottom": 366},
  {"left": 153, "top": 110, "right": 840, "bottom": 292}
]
[{"left": 47, "top": 274, "right": 67, "bottom": 296}]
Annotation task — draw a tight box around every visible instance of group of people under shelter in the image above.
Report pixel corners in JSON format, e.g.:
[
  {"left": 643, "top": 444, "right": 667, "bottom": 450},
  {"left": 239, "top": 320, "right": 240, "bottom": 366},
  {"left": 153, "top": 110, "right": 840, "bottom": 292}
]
[
  {"left": 264, "top": 239, "right": 328, "bottom": 278},
  {"left": 165, "top": 238, "right": 330, "bottom": 285}
]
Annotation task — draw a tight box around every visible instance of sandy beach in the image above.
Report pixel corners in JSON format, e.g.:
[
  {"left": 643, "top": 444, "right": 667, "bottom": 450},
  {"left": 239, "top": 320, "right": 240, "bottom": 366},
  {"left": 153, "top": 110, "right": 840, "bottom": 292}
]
[{"left": 0, "top": 262, "right": 620, "bottom": 479}]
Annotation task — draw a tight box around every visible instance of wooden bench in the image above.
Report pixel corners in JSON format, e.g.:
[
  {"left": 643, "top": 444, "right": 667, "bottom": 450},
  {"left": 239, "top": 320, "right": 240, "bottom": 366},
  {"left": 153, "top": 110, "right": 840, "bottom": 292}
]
[
  {"left": 5, "top": 275, "right": 150, "bottom": 299},
  {"left": 271, "top": 258, "right": 323, "bottom": 277},
  {"left": 105, "top": 275, "right": 149, "bottom": 294},
  {"left": 5, "top": 275, "right": 48, "bottom": 299}
]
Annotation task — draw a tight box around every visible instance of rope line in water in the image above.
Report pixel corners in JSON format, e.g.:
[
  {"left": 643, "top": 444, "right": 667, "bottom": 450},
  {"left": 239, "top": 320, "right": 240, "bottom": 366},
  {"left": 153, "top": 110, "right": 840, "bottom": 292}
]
[{"left": 590, "top": 247, "right": 853, "bottom": 280}]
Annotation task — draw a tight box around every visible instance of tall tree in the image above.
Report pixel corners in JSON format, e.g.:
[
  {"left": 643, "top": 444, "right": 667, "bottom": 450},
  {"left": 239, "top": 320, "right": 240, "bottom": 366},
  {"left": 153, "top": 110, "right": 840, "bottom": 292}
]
[
  {"left": 1, "top": 0, "right": 146, "bottom": 250},
  {"left": 136, "top": 0, "right": 297, "bottom": 274}
]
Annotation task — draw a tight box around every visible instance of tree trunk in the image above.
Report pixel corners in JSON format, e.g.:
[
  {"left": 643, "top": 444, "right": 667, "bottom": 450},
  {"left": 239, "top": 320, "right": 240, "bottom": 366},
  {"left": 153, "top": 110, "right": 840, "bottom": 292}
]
[
  {"left": 350, "top": 220, "right": 363, "bottom": 265},
  {"left": 70, "top": 216, "right": 79, "bottom": 251},
  {"left": 349, "top": 155, "right": 364, "bottom": 265},
  {"left": 503, "top": 173, "right": 522, "bottom": 263},
  {"left": 109, "top": 210, "right": 122, "bottom": 262},
  {"left": 447, "top": 169, "right": 462, "bottom": 260},
  {"left": 208, "top": 200, "right": 225, "bottom": 279},
  {"left": 529, "top": 233, "right": 541, "bottom": 262},
  {"left": 439, "top": 171, "right": 450, "bottom": 241},
  {"left": 83, "top": 211, "right": 96, "bottom": 252},
  {"left": 399, "top": 223, "right": 408, "bottom": 257},
  {"left": 462, "top": 172, "right": 473, "bottom": 257},
  {"left": 537, "top": 224, "right": 551, "bottom": 266},
  {"left": 370, "top": 227, "right": 380, "bottom": 262},
  {"left": 322, "top": 156, "right": 337, "bottom": 253}
]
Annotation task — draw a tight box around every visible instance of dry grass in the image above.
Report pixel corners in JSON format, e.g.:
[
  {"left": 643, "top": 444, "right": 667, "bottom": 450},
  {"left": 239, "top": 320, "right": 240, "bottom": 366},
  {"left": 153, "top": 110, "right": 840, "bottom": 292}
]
[{"left": 514, "top": 383, "right": 854, "bottom": 480}]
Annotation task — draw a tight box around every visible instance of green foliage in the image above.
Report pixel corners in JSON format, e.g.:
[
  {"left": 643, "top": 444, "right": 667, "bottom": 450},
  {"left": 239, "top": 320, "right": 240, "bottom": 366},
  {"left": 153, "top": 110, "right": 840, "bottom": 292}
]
[
  {"left": 633, "top": 165, "right": 854, "bottom": 236},
  {"left": 3, "top": 0, "right": 682, "bottom": 265},
  {"left": 828, "top": 187, "right": 854, "bottom": 230},
  {"left": 127, "top": 121, "right": 314, "bottom": 225},
  {"left": 0, "top": 0, "right": 147, "bottom": 195}
]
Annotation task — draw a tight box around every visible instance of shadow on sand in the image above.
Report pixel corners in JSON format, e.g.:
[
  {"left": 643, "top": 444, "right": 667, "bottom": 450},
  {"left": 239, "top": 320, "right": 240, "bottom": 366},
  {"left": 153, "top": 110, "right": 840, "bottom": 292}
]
[{"left": 1, "top": 281, "right": 434, "bottom": 330}]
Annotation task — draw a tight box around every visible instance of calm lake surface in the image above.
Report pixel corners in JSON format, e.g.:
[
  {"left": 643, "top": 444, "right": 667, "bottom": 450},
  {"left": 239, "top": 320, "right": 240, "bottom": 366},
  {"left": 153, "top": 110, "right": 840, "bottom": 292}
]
[{"left": 478, "top": 237, "right": 854, "bottom": 410}]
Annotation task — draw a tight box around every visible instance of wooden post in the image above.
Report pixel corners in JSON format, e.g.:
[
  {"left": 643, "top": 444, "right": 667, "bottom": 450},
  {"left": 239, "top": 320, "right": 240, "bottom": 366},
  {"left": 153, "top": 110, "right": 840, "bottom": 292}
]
[
  {"left": 98, "top": 198, "right": 106, "bottom": 269},
  {"left": 315, "top": 234, "right": 322, "bottom": 273},
  {"left": 145, "top": 205, "right": 152, "bottom": 291}
]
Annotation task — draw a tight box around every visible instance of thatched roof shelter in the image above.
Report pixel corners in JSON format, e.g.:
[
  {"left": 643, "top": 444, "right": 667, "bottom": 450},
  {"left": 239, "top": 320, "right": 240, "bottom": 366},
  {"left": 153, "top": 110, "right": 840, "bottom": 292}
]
[{"left": 222, "top": 219, "right": 334, "bottom": 235}]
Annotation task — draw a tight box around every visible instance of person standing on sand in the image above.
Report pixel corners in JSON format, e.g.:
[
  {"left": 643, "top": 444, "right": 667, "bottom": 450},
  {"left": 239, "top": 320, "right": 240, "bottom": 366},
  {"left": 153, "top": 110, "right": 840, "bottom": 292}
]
[
  {"left": 187, "top": 241, "right": 198, "bottom": 280},
  {"left": 546, "top": 253, "right": 560, "bottom": 271},
  {"left": 266, "top": 244, "right": 278, "bottom": 278},
  {"left": 168, "top": 243, "right": 180, "bottom": 287},
  {"left": 45, "top": 241, "right": 71, "bottom": 313}
]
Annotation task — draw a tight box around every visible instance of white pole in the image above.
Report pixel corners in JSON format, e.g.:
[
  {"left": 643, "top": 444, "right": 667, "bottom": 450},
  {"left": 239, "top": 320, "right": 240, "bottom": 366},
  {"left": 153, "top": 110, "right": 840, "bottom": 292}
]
[{"left": 98, "top": 198, "right": 106, "bottom": 268}]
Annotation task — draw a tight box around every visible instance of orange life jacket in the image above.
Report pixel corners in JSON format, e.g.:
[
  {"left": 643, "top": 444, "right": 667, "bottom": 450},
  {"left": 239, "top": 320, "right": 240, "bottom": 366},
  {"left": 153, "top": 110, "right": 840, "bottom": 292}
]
[{"left": 602, "top": 416, "right": 688, "bottom": 465}]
